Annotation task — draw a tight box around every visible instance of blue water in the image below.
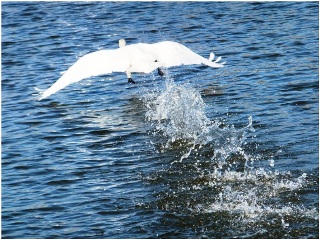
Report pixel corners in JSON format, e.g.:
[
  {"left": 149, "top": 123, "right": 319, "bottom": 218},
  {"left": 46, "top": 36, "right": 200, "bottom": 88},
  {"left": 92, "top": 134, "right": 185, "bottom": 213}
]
[{"left": 1, "top": 1, "right": 318, "bottom": 238}]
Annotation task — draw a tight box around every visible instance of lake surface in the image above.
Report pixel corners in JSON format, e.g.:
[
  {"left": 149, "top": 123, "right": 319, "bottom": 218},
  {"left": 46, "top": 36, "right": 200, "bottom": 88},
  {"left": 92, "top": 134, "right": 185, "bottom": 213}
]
[{"left": 1, "top": 1, "right": 319, "bottom": 238}]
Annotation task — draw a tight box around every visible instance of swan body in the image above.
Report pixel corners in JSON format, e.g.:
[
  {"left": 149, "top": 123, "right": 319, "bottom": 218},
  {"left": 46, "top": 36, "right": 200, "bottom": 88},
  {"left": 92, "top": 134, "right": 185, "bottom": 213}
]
[{"left": 39, "top": 39, "right": 225, "bottom": 100}]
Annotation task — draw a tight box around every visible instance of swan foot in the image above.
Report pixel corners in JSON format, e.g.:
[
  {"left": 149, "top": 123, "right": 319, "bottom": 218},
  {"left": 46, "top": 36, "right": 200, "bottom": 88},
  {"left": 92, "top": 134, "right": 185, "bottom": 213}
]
[
  {"left": 128, "top": 78, "right": 136, "bottom": 84},
  {"left": 158, "top": 68, "right": 164, "bottom": 76}
]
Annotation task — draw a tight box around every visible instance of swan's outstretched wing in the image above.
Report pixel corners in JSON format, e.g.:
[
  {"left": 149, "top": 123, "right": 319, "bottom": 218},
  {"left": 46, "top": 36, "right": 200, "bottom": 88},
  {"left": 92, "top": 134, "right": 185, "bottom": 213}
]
[
  {"left": 39, "top": 49, "right": 130, "bottom": 100},
  {"left": 148, "top": 41, "right": 225, "bottom": 68}
]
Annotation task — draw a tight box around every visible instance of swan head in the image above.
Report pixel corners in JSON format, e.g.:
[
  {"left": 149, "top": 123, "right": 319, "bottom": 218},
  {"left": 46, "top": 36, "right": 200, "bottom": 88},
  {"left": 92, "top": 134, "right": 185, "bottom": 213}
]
[{"left": 119, "top": 39, "right": 126, "bottom": 48}]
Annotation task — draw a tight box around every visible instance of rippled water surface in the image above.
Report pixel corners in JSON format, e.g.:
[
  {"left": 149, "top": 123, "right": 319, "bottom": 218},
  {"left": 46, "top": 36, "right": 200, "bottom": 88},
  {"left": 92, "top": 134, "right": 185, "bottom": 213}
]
[{"left": 1, "top": 1, "right": 319, "bottom": 238}]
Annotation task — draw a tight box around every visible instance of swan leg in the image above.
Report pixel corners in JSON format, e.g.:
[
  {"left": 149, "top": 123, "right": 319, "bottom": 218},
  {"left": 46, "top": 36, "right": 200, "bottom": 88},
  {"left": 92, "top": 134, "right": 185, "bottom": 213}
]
[
  {"left": 126, "top": 71, "right": 135, "bottom": 84},
  {"left": 128, "top": 78, "right": 135, "bottom": 84},
  {"left": 157, "top": 68, "right": 164, "bottom": 76}
]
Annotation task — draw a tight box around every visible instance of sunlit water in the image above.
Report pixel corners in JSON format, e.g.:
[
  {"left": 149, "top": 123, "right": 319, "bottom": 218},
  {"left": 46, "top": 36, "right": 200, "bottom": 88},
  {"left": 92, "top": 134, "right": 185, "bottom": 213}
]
[{"left": 1, "top": 1, "right": 318, "bottom": 238}]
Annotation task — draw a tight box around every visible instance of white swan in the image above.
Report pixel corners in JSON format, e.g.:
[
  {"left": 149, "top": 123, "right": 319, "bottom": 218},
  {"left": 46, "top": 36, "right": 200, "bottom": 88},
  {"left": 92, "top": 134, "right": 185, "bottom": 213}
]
[{"left": 39, "top": 39, "right": 225, "bottom": 100}]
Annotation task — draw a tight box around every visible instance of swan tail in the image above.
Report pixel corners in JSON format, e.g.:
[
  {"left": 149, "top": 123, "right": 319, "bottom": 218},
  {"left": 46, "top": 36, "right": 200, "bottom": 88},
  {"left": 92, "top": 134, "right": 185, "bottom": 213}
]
[{"left": 205, "top": 52, "right": 225, "bottom": 68}]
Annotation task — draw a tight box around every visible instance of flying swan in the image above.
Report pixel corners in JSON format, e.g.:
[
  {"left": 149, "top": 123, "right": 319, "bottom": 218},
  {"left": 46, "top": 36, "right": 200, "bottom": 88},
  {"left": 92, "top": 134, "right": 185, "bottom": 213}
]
[{"left": 39, "top": 39, "right": 225, "bottom": 100}]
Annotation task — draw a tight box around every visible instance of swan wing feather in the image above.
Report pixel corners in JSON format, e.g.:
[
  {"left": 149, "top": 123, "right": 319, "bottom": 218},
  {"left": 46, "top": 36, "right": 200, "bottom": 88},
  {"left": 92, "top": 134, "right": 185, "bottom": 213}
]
[{"left": 39, "top": 49, "right": 129, "bottom": 100}]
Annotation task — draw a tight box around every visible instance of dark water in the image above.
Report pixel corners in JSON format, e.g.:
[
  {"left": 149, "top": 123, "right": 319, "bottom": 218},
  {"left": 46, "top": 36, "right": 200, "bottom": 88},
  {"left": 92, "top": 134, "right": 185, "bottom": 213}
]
[{"left": 1, "top": 1, "right": 319, "bottom": 238}]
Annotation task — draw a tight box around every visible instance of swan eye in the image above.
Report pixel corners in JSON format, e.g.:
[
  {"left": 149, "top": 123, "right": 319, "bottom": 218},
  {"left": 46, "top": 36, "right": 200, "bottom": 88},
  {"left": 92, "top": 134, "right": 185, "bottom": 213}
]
[{"left": 154, "top": 60, "right": 158, "bottom": 62}]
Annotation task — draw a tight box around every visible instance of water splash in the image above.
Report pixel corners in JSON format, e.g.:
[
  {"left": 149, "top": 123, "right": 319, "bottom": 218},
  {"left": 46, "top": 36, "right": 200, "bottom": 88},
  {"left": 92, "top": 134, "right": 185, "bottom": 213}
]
[
  {"left": 144, "top": 78, "right": 254, "bottom": 165},
  {"left": 145, "top": 79, "right": 210, "bottom": 142},
  {"left": 141, "top": 77, "right": 318, "bottom": 237},
  {"left": 205, "top": 169, "right": 317, "bottom": 221}
]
